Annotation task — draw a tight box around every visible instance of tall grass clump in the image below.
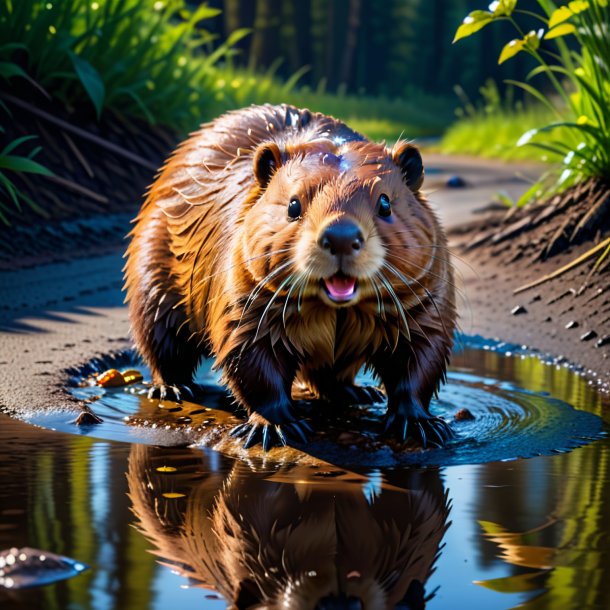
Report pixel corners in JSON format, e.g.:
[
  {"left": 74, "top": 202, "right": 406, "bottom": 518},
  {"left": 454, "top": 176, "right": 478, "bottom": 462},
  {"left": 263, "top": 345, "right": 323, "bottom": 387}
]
[
  {"left": 0, "top": 0, "right": 249, "bottom": 128},
  {"left": 442, "top": 79, "right": 557, "bottom": 160},
  {"left": 0, "top": 0, "right": 250, "bottom": 224}
]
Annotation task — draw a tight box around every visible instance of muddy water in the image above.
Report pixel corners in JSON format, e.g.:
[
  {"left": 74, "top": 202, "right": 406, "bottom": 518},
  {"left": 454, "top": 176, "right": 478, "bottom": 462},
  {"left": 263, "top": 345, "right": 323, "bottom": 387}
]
[{"left": 1, "top": 342, "right": 609, "bottom": 609}]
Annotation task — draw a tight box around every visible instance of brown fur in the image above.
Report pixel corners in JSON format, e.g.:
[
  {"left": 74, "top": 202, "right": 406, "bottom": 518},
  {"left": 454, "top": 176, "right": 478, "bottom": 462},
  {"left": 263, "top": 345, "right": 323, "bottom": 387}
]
[
  {"left": 128, "top": 444, "right": 450, "bottom": 609},
  {"left": 124, "top": 104, "right": 456, "bottom": 448}
]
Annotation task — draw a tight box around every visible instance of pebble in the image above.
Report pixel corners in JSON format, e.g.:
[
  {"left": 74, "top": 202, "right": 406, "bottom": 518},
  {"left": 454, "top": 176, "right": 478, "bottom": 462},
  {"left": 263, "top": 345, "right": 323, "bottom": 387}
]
[
  {"left": 446, "top": 175, "right": 467, "bottom": 188},
  {"left": 511, "top": 305, "right": 527, "bottom": 315},
  {"left": 596, "top": 335, "right": 610, "bottom": 348},
  {"left": 454, "top": 408, "right": 475, "bottom": 421},
  {"left": 580, "top": 330, "right": 597, "bottom": 342},
  {"left": 565, "top": 320, "right": 579, "bottom": 329}
]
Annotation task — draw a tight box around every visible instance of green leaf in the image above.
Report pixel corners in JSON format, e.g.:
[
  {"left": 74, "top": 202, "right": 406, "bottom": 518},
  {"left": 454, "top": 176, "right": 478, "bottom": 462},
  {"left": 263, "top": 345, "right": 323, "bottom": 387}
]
[
  {"left": 545, "top": 23, "right": 577, "bottom": 38},
  {"left": 1, "top": 135, "right": 38, "bottom": 156},
  {"left": 68, "top": 51, "right": 105, "bottom": 119},
  {"left": 504, "top": 79, "right": 559, "bottom": 116},
  {"left": 189, "top": 4, "right": 222, "bottom": 25},
  {"left": 453, "top": 11, "right": 494, "bottom": 43},
  {"left": 225, "top": 27, "right": 251, "bottom": 47},
  {"left": 499, "top": 38, "right": 525, "bottom": 64},
  {"left": 0, "top": 155, "right": 54, "bottom": 176},
  {"left": 0, "top": 61, "right": 28, "bottom": 80}
]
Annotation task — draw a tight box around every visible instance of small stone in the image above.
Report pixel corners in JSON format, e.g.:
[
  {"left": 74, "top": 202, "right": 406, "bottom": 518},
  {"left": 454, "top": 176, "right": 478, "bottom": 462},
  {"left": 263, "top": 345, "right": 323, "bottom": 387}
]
[
  {"left": 580, "top": 330, "right": 597, "bottom": 342},
  {"left": 544, "top": 316, "right": 552, "bottom": 322},
  {"left": 596, "top": 335, "right": 610, "bottom": 348},
  {"left": 511, "top": 305, "right": 527, "bottom": 315},
  {"left": 529, "top": 294, "right": 542, "bottom": 303},
  {"left": 454, "top": 408, "right": 475, "bottom": 421},
  {"left": 73, "top": 410, "right": 103, "bottom": 425},
  {"left": 447, "top": 175, "right": 467, "bottom": 188},
  {"left": 565, "top": 320, "right": 579, "bottom": 329},
  {"left": 96, "top": 368, "right": 125, "bottom": 387}
]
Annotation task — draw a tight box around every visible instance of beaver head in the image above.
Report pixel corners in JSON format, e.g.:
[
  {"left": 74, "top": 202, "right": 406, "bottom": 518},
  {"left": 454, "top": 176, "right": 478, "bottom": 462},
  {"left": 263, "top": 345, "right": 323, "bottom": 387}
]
[{"left": 238, "top": 138, "right": 435, "bottom": 312}]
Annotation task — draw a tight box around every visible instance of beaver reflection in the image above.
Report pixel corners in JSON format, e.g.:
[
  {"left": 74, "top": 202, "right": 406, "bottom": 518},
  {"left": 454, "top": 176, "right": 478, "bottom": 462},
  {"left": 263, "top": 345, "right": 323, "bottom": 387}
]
[{"left": 128, "top": 446, "right": 450, "bottom": 610}]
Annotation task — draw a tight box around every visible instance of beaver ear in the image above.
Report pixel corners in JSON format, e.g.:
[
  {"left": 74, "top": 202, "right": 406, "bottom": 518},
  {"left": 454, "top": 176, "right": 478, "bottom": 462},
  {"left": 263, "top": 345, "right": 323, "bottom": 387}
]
[
  {"left": 393, "top": 143, "right": 424, "bottom": 192},
  {"left": 253, "top": 143, "right": 282, "bottom": 187}
]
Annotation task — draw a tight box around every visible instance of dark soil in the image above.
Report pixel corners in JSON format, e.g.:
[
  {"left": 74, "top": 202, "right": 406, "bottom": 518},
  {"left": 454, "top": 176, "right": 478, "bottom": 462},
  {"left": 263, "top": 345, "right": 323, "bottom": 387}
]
[
  {"left": 0, "top": 89, "right": 179, "bottom": 269},
  {"left": 451, "top": 182, "right": 610, "bottom": 390}
]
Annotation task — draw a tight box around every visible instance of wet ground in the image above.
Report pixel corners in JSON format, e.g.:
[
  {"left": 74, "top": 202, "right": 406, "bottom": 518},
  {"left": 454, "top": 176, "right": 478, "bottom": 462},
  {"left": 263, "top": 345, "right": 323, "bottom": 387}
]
[{"left": 1, "top": 342, "right": 609, "bottom": 610}]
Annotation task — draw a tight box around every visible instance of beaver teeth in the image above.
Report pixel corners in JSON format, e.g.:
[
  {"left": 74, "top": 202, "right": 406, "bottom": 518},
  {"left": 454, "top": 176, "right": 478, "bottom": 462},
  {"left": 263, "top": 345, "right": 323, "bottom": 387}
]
[{"left": 323, "top": 274, "right": 357, "bottom": 301}]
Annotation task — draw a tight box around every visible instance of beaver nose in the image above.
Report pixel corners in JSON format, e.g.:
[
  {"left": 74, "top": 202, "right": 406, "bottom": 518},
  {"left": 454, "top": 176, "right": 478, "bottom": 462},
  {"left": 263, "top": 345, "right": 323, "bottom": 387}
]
[
  {"left": 315, "top": 594, "right": 363, "bottom": 610},
  {"left": 319, "top": 221, "right": 364, "bottom": 256}
]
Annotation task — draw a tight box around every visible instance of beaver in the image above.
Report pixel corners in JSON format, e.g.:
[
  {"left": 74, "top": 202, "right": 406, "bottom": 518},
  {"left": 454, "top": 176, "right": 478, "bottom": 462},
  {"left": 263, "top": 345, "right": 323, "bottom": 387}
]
[
  {"left": 124, "top": 104, "right": 456, "bottom": 450},
  {"left": 128, "top": 443, "right": 450, "bottom": 609}
]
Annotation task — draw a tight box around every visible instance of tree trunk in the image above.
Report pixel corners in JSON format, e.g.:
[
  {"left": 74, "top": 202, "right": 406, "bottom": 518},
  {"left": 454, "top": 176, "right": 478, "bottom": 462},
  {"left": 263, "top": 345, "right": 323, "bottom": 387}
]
[{"left": 339, "top": 0, "right": 361, "bottom": 86}]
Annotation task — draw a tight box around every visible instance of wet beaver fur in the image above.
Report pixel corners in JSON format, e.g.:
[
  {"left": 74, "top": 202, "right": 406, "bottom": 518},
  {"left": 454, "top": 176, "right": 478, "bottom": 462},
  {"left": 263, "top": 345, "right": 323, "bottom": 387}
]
[{"left": 124, "top": 104, "right": 456, "bottom": 450}]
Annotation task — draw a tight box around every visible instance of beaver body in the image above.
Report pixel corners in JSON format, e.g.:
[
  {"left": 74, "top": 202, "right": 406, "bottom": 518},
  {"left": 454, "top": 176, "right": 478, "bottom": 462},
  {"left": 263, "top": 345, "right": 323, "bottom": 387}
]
[{"left": 124, "top": 104, "right": 456, "bottom": 449}]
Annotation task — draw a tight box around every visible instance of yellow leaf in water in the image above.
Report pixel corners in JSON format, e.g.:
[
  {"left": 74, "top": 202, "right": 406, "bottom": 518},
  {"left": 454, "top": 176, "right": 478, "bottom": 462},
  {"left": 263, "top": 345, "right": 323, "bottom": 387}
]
[
  {"left": 162, "top": 492, "right": 186, "bottom": 499},
  {"left": 121, "top": 369, "right": 143, "bottom": 384},
  {"left": 156, "top": 466, "right": 177, "bottom": 473},
  {"left": 96, "top": 369, "right": 125, "bottom": 387}
]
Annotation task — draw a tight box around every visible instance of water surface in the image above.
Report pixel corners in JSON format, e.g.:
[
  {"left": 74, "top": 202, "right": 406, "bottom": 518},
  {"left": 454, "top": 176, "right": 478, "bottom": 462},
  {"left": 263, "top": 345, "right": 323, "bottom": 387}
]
[{"left": 1, "top": 343, "right": 609, "bottom": 609}]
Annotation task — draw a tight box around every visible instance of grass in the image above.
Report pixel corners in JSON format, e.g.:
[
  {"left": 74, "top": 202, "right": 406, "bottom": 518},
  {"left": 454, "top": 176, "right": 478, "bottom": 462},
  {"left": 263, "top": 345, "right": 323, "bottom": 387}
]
[
  {"left": 0, "top": 0, "right": 247, "bottom": 130},
  {"left": 440, "top": 105, "right": 559, "bottom": 161},
  {"left": 211, "top": 65, "right": 455, "bottom": 141}
]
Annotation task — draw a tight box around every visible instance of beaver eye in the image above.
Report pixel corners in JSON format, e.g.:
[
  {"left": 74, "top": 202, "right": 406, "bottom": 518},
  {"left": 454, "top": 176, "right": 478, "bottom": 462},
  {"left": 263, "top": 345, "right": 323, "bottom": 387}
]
[
  {"left": 377, "top": 193, "right": 392, "bottom": 217},
  {"left": 287, "top": 197, "right": 302, "bottom": 220}
]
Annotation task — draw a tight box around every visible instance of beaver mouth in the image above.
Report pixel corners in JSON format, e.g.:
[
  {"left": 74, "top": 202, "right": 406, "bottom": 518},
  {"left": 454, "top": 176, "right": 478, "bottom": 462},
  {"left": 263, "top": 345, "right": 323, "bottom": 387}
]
[{"left": 321, "top": 272, "right": 358, "bottom": 302}]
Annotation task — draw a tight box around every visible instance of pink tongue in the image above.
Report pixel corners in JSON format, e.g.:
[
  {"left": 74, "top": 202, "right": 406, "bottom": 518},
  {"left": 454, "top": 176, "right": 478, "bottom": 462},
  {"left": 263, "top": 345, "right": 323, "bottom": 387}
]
[{"left": 324, "top": 275, "right": 356, "bottom": 300}]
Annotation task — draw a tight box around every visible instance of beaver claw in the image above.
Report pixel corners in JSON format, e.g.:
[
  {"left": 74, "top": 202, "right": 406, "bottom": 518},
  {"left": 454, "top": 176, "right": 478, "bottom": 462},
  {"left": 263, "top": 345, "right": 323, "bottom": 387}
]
[
  {"left": 230, "top": 417, "right": 313, "bottom": 451},
  {"left": 383, "top": 411, "right": 453, "bottom": 449},
  {"left": 147, "top": 383, "right": 195, "bottom": 404}
]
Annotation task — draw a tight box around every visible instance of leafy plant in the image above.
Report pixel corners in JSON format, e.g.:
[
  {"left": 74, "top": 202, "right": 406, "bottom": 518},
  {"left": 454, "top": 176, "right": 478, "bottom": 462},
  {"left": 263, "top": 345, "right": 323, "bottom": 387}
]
[
  {"left": 453, "top": 0, "right": 610, "bottom": 282},
  {"left": 0, "top": 133, "right": 52, "bottom": 225},
  {"left": 0, "top": 0, "right": 248, "bottom": 129},
  {"left": 454, "top": 0, "right": 610, "bottom": 201}
]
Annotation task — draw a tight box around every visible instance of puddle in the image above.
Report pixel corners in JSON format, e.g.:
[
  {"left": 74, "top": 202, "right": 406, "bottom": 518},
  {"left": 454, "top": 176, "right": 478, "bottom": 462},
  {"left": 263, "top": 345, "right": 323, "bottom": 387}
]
[
  {"left": 27, "top": 338, "right": 606, "bottom": 467},
  {"left": 1, "top": 338, "right": 609, "bottom": 609}
]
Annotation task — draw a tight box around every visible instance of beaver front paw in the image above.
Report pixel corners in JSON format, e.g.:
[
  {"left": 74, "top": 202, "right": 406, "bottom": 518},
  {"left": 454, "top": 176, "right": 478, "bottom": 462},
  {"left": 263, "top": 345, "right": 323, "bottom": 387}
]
[
  {"left": 384, "top": 399, "right": 453, "bottom": 448},
  {"left": 147, "top": 383, "right": 195, "bottom": 404},
  {"left": 230, "top": 413, "right": 313, "bottom": 451}
]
